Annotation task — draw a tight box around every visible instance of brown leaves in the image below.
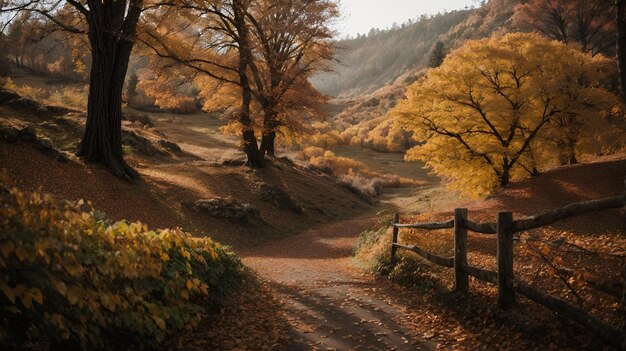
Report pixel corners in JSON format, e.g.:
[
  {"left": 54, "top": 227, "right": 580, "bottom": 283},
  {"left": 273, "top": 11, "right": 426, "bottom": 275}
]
[{"left": 176, "top": 280, "right": 288, "bottom": 351}]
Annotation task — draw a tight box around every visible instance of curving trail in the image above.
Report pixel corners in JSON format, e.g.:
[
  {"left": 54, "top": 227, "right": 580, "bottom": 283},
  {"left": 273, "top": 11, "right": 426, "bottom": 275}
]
[{"left": 241, "top": 214, "right": 435, "bottom": 351}]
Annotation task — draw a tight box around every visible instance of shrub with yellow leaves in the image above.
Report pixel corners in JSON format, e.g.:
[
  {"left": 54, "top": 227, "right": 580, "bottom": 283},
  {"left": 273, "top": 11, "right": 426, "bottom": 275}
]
[{"left": 0, "top": 187, "right": 246, "bottom": 350}]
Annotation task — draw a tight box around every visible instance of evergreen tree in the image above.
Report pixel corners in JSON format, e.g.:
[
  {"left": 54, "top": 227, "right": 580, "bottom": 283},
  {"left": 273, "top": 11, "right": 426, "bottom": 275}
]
[{"left": 428, "top": 41, "right": 446, "bottom": 68}]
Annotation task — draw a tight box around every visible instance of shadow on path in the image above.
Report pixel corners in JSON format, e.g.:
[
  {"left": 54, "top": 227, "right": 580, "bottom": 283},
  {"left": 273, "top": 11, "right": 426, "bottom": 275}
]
[{"left": 241, "top": 214, "right": 435, "bottom": 350}]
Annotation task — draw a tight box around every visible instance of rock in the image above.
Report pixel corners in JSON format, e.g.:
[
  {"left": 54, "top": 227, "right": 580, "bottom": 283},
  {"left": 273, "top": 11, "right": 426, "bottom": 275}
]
[
  {"left": 123, "top": 111, "right": 153, "bottom": 127},
  {"left": 7, "top": 97, "right": 40, "bottom": 110},
  {"left": 192, "top": 198, "right": 261, "bottom": 222},
  {"left": 0, "top": 90, "right": 20, "bottom": 104},
  {"left": 45, "top": 105, "right": 72, "bottom": 115},
  {"left": 17, "top": 126, "right": 36, "bottom": 142},
  {"left": 256, "top": 183, "right": 303, "bottom": 214},
  {"left": 0, "top": 123, "right": 72, "bottom": 163},
  {"left": 278, "top": 156, "right": 296, "bottom": 166},
  {"left": 55, "top": 152, "right": 70, "bottom": 163},
  {"left": 37, "top": 105, "right": 49, "bottom": 112},
  {"left": 222, "top": 159, "right": 246, "bottom": 167},
  {"left": 158, "top": 139, "right": 182, "bottom": 153},
  {"left": 122, "top": 130, "right": 164, "bottom": 156},
  {"left": 34, "top": 137, "right": 54, "bottom": 152},
  {"left": 0, "top": 126, "right": 19, "bottom": 142}
]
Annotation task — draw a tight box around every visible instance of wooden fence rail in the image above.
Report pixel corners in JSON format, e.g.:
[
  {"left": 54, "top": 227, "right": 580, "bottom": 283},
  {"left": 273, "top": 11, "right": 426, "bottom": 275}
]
[{"left": 389, "top": 179, "right": 626, "bottom": 349}]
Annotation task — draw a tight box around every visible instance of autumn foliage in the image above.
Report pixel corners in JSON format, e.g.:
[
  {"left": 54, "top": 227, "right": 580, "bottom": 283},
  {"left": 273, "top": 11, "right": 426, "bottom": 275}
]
[
  {"left": 513, "top": 0, "right": 615, "bottom": 56},
  {"left": 0, "top": 187, "right": 245, "bottom": 350},
  {"left": 394, "top": 33, "right": 621, "bottom": 197}
]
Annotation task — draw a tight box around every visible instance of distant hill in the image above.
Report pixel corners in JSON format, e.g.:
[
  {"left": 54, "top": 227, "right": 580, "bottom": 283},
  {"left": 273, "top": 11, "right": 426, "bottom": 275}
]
[
  {"left": 314, "top": 0, "right": 522, "bottom": 152},
  {"left": 311, "top": 9, "right": 471, "bottom": 97},
  {"left": 313, "top": 0, "right": 520, "bottom": 98}
]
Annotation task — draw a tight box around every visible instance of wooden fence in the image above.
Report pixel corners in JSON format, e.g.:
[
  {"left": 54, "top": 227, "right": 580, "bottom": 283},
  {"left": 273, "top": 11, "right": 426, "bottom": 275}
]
[{"left": 389, "top": 181, "right": 626, "bottom": 349}]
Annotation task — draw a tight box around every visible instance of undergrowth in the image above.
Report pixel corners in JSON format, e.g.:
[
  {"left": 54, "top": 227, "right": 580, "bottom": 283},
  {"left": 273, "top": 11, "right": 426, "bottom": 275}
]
[
  {"left": 3, "top": 78, "right": 87, "bottom": 110},
  {"left": 0, "top": 187, "right": 247, "bottom": 350},
  {"left": 299, "top": 147, "right": 423, "bottom": 199}
]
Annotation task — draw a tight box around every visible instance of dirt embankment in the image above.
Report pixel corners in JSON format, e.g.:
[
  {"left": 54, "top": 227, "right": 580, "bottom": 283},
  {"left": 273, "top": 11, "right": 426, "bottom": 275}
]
[{"left": 0, "top": 97, "right": 373, "bottom": 250}]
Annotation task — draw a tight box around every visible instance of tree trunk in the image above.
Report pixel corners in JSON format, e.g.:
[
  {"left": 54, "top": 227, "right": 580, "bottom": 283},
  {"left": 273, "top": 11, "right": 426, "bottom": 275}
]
[
  {"left": 76, "top": 16, "right": 138, "bottom": 180},
  {"left": 499, "top": 171, "right": 510, "bottom": 186},
  {"left": 499, "top": 158, "right": 510, "bottom": 186},
  {"left": 239, "top": 77, "right": 263, "bottom": 167},
  {"left": 234, "top": 0, "right": 263, "bottom": 167},
  {"left": 618, "top": 0, "right": 626, "bottom": 107},
  {"left": 259, "top": 101, "right": 278, "bottom": 158},
  {"left": 260, "top": 131, "right": 276, "bottom": 157},
  {"left": 567, "top": 142, "right": 578, "bottom": 165}
]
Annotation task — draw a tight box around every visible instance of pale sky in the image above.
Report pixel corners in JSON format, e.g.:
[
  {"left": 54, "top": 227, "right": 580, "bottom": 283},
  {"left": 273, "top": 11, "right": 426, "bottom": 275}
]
[{"left": 337, "top": 0, "right": 478, "bottom": 38}]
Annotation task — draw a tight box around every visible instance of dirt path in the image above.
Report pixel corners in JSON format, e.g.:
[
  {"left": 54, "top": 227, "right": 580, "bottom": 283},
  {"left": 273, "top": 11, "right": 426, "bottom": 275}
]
[{"left": 240, "top": 214, "right": 435, "bottom": 351}]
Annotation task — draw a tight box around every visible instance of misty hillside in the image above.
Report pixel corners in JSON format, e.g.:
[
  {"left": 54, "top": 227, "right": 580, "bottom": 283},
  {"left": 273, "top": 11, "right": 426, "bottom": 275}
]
[
  {"left": 314, "top": 0, "right": 519, "bottom": 98},
  {"left": 311, "top": 9, "right": 471, "bottom": 97}
]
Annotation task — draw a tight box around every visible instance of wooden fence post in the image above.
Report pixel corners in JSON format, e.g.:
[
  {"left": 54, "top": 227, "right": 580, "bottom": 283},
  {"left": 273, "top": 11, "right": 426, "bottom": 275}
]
[
  {"left": 497, "top": 211, "right": 515, "bottom": 309},
  {"left": 390, "top": 213, "right": 399, "bottom": 264},
  {"left": 621, "top": 264, "right": 626, "bottom": 350},
  {"left": 622, "top": 177, "right": 625, "bottom": 232},
  {"left": 621, "top": 263, "right": 626, "bottom": 350},
  {"left": 454, "top": 208, "right": 469, "bottom": 291}
]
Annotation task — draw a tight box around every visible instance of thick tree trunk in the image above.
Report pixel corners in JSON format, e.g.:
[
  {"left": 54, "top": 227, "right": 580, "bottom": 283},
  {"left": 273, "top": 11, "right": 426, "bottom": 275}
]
[
  {"left": 77, "top": 50, "right": 136, "bottom": 179},
  {"left": 618, "top": 0, "right": 626, "bottom": 107},
  {"left": 259, "top": 131, "right": 276, "bottom": 157},
  {"left": 75, "top": 2, "right": 140, "bottom": 180}
]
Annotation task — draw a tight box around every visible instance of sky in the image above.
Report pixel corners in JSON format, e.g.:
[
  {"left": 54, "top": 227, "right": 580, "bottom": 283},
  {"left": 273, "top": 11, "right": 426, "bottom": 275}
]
[{"left": 337, "top": 0, "right": 479, "bottom": 38}]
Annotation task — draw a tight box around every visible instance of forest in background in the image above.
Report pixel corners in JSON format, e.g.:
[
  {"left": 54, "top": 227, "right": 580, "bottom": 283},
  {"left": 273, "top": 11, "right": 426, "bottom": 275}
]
[{"left": 0, "top": 0, "right": 624, "bottom": 198}]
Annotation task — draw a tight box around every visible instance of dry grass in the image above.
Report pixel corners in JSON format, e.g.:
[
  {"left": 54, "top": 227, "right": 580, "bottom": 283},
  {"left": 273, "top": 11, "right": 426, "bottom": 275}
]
[
  {"left": 337, "top": 170, "right": 382, "bottom": 198},
  {"left": 297, "top": 147, "right": 427, "bottom": 200},
  {"left": 5, "top": 77, "right": 87, "bottom": 110}
]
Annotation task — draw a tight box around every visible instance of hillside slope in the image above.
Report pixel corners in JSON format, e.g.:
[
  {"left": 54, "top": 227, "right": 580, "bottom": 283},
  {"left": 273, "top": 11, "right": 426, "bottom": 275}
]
[
  {"left": 313, "top": 0, "right": 519, "bottom": 98},
  {"left": 316, "top": 0, "right": 521, "bottom": 152},
  {"left": 0, "top": 96, "right": 374, "bottom": 250},
  {"left": 312, "top": 9, "right": 471, "bottom": 97}
]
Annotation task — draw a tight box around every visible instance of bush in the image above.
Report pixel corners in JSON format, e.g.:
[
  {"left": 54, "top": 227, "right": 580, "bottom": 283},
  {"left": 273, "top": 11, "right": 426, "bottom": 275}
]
[
  {"left": 168, "top": 97, "right": 198, "bottom": 114},
  {"left": 3, "top": 78, "right": 47, "bottom": 102},
  {"left": 47, "top": 88, "right": 88, "bottom": 110},
  {"left": 3, "top": 79, "right": 87, "bottom": 111},
  {"left": 353, "top": 222, "right": 393, "bottom": 273},
  {"left": 308, "top": 151, "right": 365, "bottom": 176},
  {"left": 0, "top": 187, "right": 246, "bottom": 350},
  {"left": 302, "top": 146, "right": 326, "bottom": 159},
  {"left": 338, "top": 170, "right": 382, "bottom": 198}
]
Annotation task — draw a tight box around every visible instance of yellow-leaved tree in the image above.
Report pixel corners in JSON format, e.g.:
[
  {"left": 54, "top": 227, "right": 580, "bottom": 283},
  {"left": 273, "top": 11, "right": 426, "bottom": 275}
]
[{"left": 394, "top": 33, "right": 620, "bottom": 197}]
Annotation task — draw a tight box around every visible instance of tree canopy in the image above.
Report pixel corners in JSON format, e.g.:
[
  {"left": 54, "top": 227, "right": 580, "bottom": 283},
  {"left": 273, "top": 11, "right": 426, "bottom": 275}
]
[
  {"left": 514, "top": 0, "right": 615, "bottom": 56},
  {"left": 139, "top": 0, "right": 337, "bottom": 164},
  {"left": 394, "top": 33, "right": 619, "bottom": 197}
]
